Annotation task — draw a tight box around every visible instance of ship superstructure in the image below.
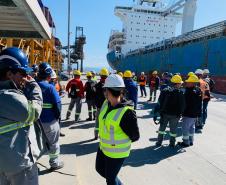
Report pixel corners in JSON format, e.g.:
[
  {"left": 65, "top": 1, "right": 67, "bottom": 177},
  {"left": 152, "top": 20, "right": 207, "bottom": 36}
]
[
  {"left": 108, "top": 0, "right": 197, "bottom": 55},
  {"left": 107, "top": 0, "right": 226, "bottom": 93}
]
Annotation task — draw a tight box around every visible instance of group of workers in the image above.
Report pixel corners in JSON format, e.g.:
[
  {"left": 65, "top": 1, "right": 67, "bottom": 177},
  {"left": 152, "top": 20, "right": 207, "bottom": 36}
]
[
  {"left": 0, "top": 46, "right": 214, "bottom": 185},
  {"left": 0, "top": 48, "right": 65, "bottom": 185}
]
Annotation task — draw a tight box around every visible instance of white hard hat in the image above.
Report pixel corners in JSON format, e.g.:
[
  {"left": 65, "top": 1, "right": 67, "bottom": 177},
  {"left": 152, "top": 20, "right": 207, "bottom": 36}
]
[
  {"left": 103, "top": 74, "right": 125, "bottom": 88},
  {"left": 195, "top": 69, "right": 204, "bottom": 75},
  {"left": 141, "top": 72, "right": 145, "bottom": 75},
  {"left": 51, "top": 70, "right": 57, "bottom": 79},
  {"left": 203, "top": 69, "right": 210, "bottom": 74}
]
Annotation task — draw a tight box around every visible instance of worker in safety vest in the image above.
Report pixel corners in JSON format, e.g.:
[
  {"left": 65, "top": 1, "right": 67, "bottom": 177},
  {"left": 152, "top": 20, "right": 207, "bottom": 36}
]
[
  {"left": 148, "top": 70, "right": 160, "bottom": 102},
  {"left": 95, "top": 74, "right": 140, "bottom": 185},
  {"left": 123, "top": 70, "right": 138, "bottom": 109},
  {"left": 0, "top": 47, "right": 43, "bottom": 185},
  {"left": 195, "top": 69, "right": 211, "bottom": 132},
  {"left": 132, "top": 72, "right": 138, "bottom": 82},
  {"left": 93, "top": 68, "right": 109, "bottom": 139},
  {"left": 203, "top": 69, "right": 215, "bottom": 92},
  {"left": 156, "top": 75, "right": 185, "bottom": 147},
  {"left": 138, "top": 72, "right": 147, "bottom": 97},
  {"left": 66, "top": 70, "right": 84, "bottom": 122},
  {"left": 91, "top": 70, "right": 98, "bottom": 82},
  {"left": 84, "top": 72, "right": 97, "bottom": 121},
  {"left": 178, "top": 75, "right": 202, "bottom": 147},
  {"left": 38, "top": 62, "right": 64, "bottom": 171}
]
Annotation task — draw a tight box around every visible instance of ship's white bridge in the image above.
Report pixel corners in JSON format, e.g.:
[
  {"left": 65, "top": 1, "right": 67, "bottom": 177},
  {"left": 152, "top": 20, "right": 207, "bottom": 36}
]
[{"left": 0, "top": 0, "right": 51, "bottom": 39}]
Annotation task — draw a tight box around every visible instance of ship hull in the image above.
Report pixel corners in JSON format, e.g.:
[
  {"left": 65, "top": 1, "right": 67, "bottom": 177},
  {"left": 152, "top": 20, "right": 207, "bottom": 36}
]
[{"left": 107, "top": 36, "right": 226, "bottom": 94}]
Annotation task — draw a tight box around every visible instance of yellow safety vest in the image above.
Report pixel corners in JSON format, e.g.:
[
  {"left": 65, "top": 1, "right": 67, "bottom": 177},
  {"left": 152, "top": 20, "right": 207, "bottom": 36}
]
[{"left": 99, "top": 101, "right": 132, "bottom": 158}]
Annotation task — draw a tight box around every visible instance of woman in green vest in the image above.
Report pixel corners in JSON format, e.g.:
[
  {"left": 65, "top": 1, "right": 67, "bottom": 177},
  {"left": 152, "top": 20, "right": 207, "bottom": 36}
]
[{"left": 95, "top": 74, "right": 140, "bottom": 185}]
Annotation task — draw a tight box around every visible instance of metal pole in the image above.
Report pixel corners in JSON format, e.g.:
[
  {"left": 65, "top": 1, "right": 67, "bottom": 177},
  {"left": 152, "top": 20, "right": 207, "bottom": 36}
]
[{"left": 67, "top": 0, "right": 71, "bottom": 75}]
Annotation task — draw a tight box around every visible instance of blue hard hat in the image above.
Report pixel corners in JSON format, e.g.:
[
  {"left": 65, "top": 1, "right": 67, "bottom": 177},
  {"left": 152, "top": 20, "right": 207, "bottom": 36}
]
[
  {"left": 0, "top": 47, "right": 29, "bottom": 73},
  {"left": 38, "top": 62, "right": 52, "bottom": 78},
  {"left": 32, "top": 64, "right": 38, "bottom": 72}
]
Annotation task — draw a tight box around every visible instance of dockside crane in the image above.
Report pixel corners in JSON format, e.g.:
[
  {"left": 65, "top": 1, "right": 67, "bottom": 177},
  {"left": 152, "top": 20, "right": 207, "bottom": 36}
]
[{"left": 162, "top": 0, "right": 197, "bottom": 34}]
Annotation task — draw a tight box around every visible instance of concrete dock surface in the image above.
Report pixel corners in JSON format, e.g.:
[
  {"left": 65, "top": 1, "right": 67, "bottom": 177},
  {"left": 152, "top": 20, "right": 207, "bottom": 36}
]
[{"left": 39, "top": 86, "right": 226, "bottom": 185}]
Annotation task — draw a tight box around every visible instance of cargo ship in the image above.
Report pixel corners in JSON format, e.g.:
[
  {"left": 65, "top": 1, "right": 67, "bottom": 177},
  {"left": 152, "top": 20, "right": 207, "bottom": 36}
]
[{"left": 107, "top": 0, "right": 226, "bottom": 93}]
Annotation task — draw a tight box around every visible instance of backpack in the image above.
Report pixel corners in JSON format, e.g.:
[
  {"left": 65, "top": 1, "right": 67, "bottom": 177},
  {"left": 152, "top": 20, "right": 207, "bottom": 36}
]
[
  {"left": 161, "top": 88, "right": 184, "bottom": 116},
  {"left": 86, "top": 81, "right": 96, "bottom": 99},
  {"left": 69, "top": 83, "right": 78, "bottom": 98}
]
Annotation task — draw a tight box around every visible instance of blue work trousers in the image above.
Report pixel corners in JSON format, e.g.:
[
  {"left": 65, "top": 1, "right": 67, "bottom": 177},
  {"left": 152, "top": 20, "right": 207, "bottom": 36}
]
[
  {"left": 182, "top": 117, "right": 196, "bottom": 145},
  {"left": 140, "top": 85, "right": 147, "bottom": 97},
  {"left": 96, "top": 148, "right": 125, "bottom": 185},
  {"left": 202, "top": 99, "right": 209, "bottom": 125}
]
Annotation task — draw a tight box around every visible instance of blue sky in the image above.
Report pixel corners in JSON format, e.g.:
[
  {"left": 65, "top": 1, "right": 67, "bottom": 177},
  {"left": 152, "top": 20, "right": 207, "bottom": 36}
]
[{"left": 43, "top": 0, "right": 226, "bottom": 69}]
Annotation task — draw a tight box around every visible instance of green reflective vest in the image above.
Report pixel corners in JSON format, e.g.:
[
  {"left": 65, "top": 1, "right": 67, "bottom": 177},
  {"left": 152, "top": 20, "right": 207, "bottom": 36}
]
[{"left": 99, "top": 100, "right": 132, "bottom": 158}]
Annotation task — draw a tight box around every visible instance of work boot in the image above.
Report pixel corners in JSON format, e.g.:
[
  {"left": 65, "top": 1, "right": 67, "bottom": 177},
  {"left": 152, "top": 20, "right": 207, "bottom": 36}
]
[
  {"left": 50, "top": 161, "right": 64, "bottom": 171},
  {"left": 177, "top": 141, "right": 190, "bottom": 148},
  {"left": 60, "top": 132, "right": 65, "bottom": 137},
  {"left": 148, "top": 96, "right": 153, "bottom": 102},
  {"left": 86, "top": 117, "right": 92, "bottom": 121},
  {"left": 155, "top": 141, "right": 162, "bottom": 147},
  {"left": 66, "top": 111, "right": 71, "bottom": 120}
]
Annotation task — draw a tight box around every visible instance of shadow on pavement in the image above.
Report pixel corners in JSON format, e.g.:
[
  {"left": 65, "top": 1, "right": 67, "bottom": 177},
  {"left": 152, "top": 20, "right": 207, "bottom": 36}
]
[
  {"left": 137, "top": 101, "right": 157, "bottom": 111},
  {"left": 70, "top": 122, "right": 95, "bottom": 130},
  {"left": 60, "top": 139, "right": 99, "bottom": 157},
  {"left": 124, "top": 145, "right": 185, "bottom": 167},
  {"left": 136, "top": 101, "right": 157, "bottom": 119},
  {"left": 60, "top": 119, "right": 88, "bottom": 128}
]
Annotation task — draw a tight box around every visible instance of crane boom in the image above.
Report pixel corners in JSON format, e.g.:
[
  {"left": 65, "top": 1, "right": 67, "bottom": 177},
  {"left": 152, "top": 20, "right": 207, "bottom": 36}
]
[
  {"left": 162, "top": 0, "right": 187, "bottom": 17},
  {"left": 162, "top": 0, "right": 197, "bottom": 34}
]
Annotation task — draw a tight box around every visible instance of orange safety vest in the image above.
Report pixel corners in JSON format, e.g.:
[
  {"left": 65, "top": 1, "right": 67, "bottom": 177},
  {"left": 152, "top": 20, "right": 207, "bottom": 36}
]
[
  {"left": 199, "top": 79, "right": 210, "bottom": 100},
  {"left": 55, "top": 82, "right": 61, "bottom": 92},
  {"left": 139, "top": 76, "right": 146, "bottom": 86}
]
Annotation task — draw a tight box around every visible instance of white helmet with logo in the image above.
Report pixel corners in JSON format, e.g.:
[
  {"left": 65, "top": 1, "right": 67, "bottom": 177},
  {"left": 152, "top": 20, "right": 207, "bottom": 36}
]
[
  {"left": 103, "top": 74, "right": 125, "bottom": 89},
  {"left": 203, "top": 69, "right": 210, "bottom": 74},
  {"left": 195, "top": 69, "right": 204, "bottom": 75}
]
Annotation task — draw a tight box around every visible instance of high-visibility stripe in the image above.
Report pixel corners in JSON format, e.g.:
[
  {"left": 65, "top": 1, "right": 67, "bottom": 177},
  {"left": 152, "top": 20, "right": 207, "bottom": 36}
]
[
  {"left": 113, "top": 108, "right": 124, "bottom": 121},
  {"left": 49, "top": 152, "right": 60, "bottom": 159},
  {"left": 189, "top": 134, "right": 194, "bottom": 137},
  {"left": 100, "top": 100, "right": 108, "bottom": 112},
  {"left": 88, "top": 110, "right": 92, "bottom": 113},
  {"left": 43, "top": 103, "right": 53, "bottom": 109},
  {"left": 100, "top": 138, "right": 130, "bottom": 145},
  {"left": 93, "top": 109, "right": 97, "bottom": 111},
  {"left": 101, "top": 146, "right": 130, "bottom": 153},
  {"left": 26, "top": 102, "right": 35, "bottom": 123},
  {"left": 158, "top": 131, "right": 166, "bottom": 135},
  {"left": 169, "top": 132, "right": 177, "bottom": 138},
  {"left": 0, "top": 122, "right": 32, "bottom": 135},
  {"left": 183, "top": 136, "right": 189, "bottom": 140}
]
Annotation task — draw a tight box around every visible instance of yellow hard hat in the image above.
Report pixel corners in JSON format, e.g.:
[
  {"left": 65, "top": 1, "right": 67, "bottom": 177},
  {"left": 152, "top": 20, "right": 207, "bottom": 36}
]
[
  {"left": 188, "top": 72, "right": 195, "bottom": 77},
  {"left": 152, "top": 70, "right": 158, "bottom": 75},
  {"left": 100, "top": 68, "right": 109, "bottom": 76},
  {"left": 86, "top": 72, "right": 92, "bottom": 77},
  {"left": 185, "top": 74, "right": 200, "bottom": 83},
  {"left": 117, "top": 72, "right": 123, "bottom": 78},
  {"left": 123, "top": 70, "right": 132, "bottom": 78},
  {"left": 171, "top": 75, "right": 183, "bottom": 84},
  {"left": 74, "top": 70, "right": 81, "bottom": 76}
]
